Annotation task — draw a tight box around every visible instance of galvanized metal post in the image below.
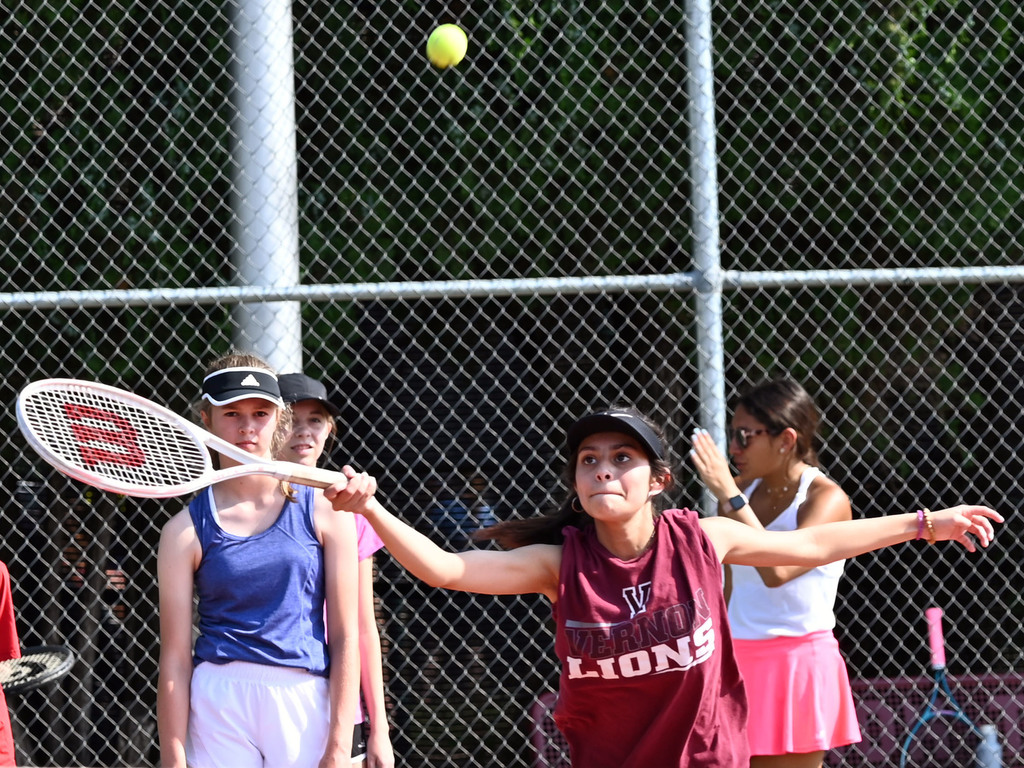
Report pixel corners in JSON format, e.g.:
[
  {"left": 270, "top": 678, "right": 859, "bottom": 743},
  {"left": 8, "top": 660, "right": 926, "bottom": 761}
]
[
  {"left": 230, "top": 0, "right": 303, "bottom": 373},
  {"left": 686, "top": 0, "right": 727, "bottom": 514}
]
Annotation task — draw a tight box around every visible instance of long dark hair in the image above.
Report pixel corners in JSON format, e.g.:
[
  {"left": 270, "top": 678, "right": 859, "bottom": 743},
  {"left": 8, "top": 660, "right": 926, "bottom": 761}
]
[
  {"left": 473, "top": 406, "right": 675, "bottom": 549},
  {"left": 736, "top": 377, "right": 821, "bottom": 465}
]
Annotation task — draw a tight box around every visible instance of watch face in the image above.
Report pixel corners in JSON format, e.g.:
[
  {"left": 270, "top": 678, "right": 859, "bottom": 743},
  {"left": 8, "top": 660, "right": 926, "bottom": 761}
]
[{"left": 729, "top": 495, "right": 746, "bottom": 511}]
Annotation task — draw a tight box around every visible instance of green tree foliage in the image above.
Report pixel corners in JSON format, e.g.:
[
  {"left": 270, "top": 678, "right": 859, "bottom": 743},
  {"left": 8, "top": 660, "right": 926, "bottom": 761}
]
[
  {"left": 3, "top": 0, "right": 1022, "bottom": 388},
  {"left": 715, "top": 0, "right": 1024, "bottom": 271}
]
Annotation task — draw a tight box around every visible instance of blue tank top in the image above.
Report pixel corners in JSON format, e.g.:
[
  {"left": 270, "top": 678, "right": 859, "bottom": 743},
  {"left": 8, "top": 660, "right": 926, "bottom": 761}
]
[{"left": 189, "top": 484, "right": 328, "bottom": 676}]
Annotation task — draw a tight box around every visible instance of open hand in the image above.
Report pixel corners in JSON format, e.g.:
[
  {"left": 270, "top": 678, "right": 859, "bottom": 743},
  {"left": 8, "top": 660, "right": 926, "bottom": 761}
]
[{"left": 931, "top": 505, "right": 1003, "bottom": 551}]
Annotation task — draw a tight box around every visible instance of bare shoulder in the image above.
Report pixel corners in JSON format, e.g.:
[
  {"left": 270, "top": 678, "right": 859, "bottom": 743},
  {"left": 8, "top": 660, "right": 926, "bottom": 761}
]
[
  {"left": 500, "top": 543, "right": 563, "bottom": 599},
  {"left": 698, "top": 514, "right": 741, "bottom": 537},
  {"left": 529, "top": 543, "right": 564, "bottom": 599},
  {"left": 696, "top": 515, "right": 746, "bottom": 561},
  {"left": 157, "top": 508, "right": 200, "bottom": 572},
  {"left": 801, "top": 473, "right": 852, "bottom": 523},
  {"left": 312, "top": 488, "right": 356, "bottom": 543},
  {"left": 527, "top": 543, "right": 563, "bottom": 573},
  {"left": 160, "top": 508, "right": 195, "bottom": 540}
]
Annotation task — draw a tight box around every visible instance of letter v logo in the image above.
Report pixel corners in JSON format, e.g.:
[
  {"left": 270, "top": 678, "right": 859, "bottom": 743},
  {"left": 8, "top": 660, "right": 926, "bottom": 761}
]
[{"left": 622, "top": 581, "right": 652, "bottom": 619}]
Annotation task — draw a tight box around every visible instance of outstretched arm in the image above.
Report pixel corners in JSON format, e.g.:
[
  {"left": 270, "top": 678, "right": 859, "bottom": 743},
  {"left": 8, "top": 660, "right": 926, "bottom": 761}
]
[
  {"left": 701, "top": 505, "right": 1002, "bottom": 567},
  {"left": 324, "top": 469, "right": 561, "bottom": 601}
]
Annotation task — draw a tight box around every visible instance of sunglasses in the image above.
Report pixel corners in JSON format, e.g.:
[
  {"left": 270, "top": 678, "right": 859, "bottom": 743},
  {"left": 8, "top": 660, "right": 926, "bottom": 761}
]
[{"left": 728, "top": 428, "right": 771, "bottom": 449}]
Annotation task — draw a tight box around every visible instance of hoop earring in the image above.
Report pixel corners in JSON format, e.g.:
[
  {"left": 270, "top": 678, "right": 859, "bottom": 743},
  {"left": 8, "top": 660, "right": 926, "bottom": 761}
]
[{"left": 571, "top": 496, "right": 585, "bottom": 514}]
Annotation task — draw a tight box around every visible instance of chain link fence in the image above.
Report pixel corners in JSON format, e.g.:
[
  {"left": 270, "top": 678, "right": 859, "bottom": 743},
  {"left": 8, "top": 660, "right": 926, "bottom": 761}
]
[{"left": 2, "top": 0, "right": 1023, "bottom": 765}]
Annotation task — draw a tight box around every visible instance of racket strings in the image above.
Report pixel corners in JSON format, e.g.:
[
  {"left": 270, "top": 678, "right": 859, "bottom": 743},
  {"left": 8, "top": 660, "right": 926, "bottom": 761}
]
[
  {"left": 0, "top": 647, "right": 75, "bottom": 692},
  {"left": 21, "top": 387, "right": 210, "bottom": 490}
]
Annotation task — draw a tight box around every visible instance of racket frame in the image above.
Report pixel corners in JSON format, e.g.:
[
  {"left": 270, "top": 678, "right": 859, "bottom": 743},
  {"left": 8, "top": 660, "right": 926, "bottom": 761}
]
[
  {"left": 17, "top": 378, "right": 346, "bottom": 498},
  {"left": 0, "top": 645, "right": 75, "bottom": 695},
  {"left": 897, "top": 606, "right": 984, "bottom": 768}
]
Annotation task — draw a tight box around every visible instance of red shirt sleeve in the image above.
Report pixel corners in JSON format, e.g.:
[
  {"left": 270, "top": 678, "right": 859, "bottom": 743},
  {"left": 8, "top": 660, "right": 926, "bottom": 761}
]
[{"left": 0, "top": 562, "right": 20, "bottom": 662}]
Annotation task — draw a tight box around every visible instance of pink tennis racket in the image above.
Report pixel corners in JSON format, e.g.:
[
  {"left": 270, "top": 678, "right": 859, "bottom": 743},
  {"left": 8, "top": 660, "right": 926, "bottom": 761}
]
[
  {"left": 16, "top": 378, "right": 347, "bottom": 498},
  {"left": 898, "top": 606, "right": 994, "bottom": 767}
]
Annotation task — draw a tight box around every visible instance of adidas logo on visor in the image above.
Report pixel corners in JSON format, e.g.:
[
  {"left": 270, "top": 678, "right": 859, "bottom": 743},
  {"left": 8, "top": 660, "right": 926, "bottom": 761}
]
[{"left": 240, "top": 374, "right": 261, "bottom": 387}]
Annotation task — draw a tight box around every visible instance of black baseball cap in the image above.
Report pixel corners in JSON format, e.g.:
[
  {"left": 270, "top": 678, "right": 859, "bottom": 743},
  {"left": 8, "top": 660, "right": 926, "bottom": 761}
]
[
  {"left": 566, "top": 410, "right": 666, "bottom": 461},
  {"left": 202, "top": 367, "right": 284, "bottom": 407},
  {"left": 278, "top": 373, "right": 340, "bottom": 417}
]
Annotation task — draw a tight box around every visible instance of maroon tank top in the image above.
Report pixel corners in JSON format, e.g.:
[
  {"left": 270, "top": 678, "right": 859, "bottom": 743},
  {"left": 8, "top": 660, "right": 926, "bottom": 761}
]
[{"left": 552, "top": 509, "right": 749, "bottom": 767}]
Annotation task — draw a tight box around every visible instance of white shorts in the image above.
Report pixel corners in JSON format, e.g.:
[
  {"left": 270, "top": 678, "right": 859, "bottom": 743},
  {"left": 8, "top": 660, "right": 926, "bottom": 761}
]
[{"left": 186, "top": 661, "right": 329, "bottom": 768}]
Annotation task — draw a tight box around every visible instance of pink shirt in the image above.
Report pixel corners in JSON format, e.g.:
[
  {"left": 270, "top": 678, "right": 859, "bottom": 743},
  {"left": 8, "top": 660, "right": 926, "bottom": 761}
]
[{"left": 356, "top": 515, "right": 384, "bottom": 561}]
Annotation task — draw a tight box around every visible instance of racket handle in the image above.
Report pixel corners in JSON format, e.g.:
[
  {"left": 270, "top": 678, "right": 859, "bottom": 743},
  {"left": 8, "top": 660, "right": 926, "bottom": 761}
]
[
  {"left": 926, "top": 606, "right": 947, "bottom": 670},
  {"left": 285, "top": 463, "right": 349, "bottom": 490}
]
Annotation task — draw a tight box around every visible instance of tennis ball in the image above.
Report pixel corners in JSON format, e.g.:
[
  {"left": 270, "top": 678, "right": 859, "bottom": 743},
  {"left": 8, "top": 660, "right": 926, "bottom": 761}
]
[{"left": 426, "top": 24, "right": 468, "bottom": 69}]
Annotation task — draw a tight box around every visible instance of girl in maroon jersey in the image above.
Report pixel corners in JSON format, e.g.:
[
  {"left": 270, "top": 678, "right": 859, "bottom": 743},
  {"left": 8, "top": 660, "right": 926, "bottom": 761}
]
[{"left": 324, "top": 407, "right": 1001, "bottom": 768}]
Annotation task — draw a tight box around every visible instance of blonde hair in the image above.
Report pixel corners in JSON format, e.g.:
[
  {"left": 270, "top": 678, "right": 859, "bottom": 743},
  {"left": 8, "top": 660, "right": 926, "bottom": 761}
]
[{"left": 196, "top": 350, "right": 293, "bottom": 464}]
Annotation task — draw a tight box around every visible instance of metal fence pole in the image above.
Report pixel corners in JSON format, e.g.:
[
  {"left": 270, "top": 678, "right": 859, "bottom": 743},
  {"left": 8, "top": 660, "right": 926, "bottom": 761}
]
[
  {"left": 230, "top": 0, "right": 302, "bottom": 371},
  {"left": 686, "top": 0, "right": 726, "bottom": 514}
]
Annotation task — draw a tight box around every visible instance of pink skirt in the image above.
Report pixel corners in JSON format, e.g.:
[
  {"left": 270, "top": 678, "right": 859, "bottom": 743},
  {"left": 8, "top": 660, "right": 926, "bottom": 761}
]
[{"left": 733, "top": 630, "right": 862, "bottom": 755}]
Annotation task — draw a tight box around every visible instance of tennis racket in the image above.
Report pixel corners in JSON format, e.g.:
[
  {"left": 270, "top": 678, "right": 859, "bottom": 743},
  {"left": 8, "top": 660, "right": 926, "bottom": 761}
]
[
  {"left": 898, "top": 606, "right": 987, "bottom": 767},
  {"left": 0, "top": 645, "right": 75, "bottom": 695},
  {"left": 17, "top": 378, "right": 347, "bottom": 498}
]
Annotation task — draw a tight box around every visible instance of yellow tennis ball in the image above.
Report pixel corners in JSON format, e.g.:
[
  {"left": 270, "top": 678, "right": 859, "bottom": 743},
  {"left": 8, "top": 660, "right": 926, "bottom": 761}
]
[{"left": 426, "top": 24, "right": 468, "bottom": 69}]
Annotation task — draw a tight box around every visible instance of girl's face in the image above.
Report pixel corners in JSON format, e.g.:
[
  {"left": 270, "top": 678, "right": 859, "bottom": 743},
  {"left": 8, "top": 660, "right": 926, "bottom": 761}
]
[
  {"left": 727, "top": 405, "right": 778, "bottom": 478},
  {"left": 279, "top": 400, "right": 334, "bottom": 467},
  {"left": 573, "top": 431, "right": 663, "bottom": 521},
  {"left": 202, "top": 398, "right": 279, "bottom": 461}
]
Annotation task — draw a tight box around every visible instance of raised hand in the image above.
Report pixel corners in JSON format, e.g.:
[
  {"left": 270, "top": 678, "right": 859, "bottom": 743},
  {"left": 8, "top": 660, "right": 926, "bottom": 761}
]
[{"left": 689, "top": 428, "right": 743, "bottom": 504}]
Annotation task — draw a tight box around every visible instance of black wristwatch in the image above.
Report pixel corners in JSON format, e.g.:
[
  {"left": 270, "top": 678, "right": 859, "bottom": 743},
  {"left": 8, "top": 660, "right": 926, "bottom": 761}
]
[{"left": 727, "top": 493, "right": 748, "bottom": 512}]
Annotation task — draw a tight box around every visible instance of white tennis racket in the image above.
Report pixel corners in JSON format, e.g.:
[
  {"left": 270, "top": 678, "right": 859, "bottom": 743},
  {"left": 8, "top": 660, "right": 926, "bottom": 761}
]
[{"left": 16, "top": 378, "right": 348, "bottom": 498}]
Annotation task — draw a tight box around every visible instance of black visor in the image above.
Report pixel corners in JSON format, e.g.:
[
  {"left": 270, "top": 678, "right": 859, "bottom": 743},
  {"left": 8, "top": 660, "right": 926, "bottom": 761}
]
[
  {"left": 202, "top": 367, "right": 283, "bottom": 408},
  {"left": 566, "top": 411, "right": 665, "bottom": 461}
]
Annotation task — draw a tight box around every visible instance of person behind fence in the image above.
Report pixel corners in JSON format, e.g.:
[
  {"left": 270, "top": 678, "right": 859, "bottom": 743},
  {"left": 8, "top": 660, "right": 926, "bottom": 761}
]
[
  {"left": 277, "top": 372, "right": 394, "bottom": 768},
  {"left": 425, "top": 470, "right": 498, "bottom": 550},
  {"left": 690, "top": 378, "right": 860, "bottom": 768},
  {"left": 321, "top": 406, "right": 1002, "bottom": 768},
  {"left": 0, "top": 560, "right": 20, "bottom": 768},
  {"left": 156, "top": 353, "right": 361, "bottom": 768}
]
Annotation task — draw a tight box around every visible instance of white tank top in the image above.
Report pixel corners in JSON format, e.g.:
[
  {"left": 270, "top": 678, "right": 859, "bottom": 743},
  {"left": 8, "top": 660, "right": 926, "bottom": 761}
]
[{"left": 727, "top": 466, "right": 845, "bottom": 639}]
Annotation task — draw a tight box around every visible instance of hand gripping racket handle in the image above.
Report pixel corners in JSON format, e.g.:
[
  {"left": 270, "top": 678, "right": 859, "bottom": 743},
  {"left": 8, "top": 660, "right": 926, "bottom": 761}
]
[
  {"left": 926, "top": 606, "right": 947, "bottom": 670},
  {"left": 282, "top": 462, "right": 348, "bottom": 490}
]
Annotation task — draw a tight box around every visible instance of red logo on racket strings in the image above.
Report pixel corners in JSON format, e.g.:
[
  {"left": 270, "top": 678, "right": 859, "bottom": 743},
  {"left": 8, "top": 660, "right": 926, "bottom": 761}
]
[{"left": 63, "top": 403, "right": 147, "bottom": 467}]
